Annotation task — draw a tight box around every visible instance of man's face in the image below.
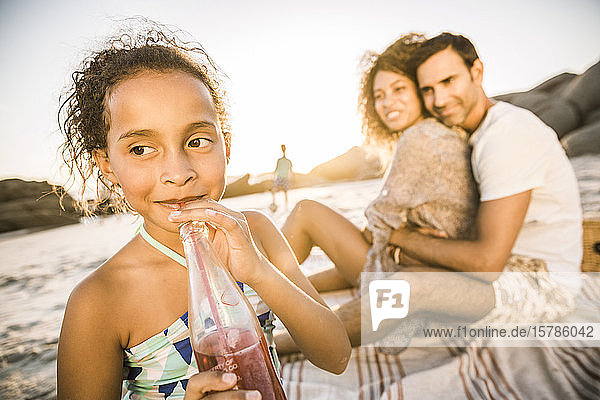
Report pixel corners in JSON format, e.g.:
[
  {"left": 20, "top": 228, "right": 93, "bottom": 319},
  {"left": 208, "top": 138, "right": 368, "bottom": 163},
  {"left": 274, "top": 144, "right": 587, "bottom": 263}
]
[{"left": 416, "top": 47, "right": 483, "bottom": 132}]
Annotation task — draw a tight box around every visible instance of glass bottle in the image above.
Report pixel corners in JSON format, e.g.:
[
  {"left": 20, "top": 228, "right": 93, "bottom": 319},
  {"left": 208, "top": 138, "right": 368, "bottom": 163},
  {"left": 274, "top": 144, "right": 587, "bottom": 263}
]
[{"left": 180, "top": 221, "right": 287, "bottom": 400}]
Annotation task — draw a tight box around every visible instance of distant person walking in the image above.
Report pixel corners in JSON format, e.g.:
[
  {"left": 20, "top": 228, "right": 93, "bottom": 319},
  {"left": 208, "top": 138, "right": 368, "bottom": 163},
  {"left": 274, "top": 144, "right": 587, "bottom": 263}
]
[{"left": 271, "top": 144, "right": 293, "bottom": 210}]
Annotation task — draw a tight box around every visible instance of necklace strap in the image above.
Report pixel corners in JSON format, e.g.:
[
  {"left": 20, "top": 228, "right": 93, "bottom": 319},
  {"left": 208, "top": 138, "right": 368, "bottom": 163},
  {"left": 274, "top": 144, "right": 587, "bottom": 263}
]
[{"left": 137, "top": 224, "right": 187, "bottom": 267}]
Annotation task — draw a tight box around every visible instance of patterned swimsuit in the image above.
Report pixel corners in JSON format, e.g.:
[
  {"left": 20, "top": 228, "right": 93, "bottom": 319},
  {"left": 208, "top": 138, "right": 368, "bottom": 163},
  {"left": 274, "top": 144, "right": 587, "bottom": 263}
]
[{"left": 122, "top": 225, "right": 281, "bottom": 399}]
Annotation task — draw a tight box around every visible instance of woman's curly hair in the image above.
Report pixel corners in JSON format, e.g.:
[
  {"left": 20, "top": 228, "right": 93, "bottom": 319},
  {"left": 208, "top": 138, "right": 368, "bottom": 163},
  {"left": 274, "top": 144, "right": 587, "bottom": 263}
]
[
  {"left": 358, "top": 33, "right": 427, "bottom": 146},
  {"left": 58, "top": 19, "right": 231, "bottom": 214}
]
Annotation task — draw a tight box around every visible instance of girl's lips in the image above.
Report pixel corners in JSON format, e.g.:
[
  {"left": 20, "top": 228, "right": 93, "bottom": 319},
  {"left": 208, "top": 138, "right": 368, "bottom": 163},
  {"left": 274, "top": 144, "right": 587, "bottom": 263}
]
[{"left": 156, "top": 195, "right": 207, "bottom": 210}]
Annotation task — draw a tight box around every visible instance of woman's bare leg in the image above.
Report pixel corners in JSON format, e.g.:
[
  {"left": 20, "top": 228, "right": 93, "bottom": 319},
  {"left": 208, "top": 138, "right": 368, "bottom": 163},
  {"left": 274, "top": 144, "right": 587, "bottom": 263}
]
[{"left": 282, "top": 199, "right": 370, "bottom": 287}]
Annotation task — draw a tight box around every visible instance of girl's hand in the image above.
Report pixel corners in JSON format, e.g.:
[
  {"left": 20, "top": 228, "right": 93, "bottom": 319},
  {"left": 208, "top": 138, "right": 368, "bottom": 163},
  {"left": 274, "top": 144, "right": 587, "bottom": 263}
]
[
  {"left": 168, "top": 200, "right": 269, "bottom": 286},
  {"left": 184, "top": 371, "right": 261, "bottom": 400}
]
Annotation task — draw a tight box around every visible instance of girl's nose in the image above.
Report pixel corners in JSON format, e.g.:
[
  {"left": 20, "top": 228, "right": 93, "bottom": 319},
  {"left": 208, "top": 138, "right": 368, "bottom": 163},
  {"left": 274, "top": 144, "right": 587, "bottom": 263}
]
[{"left": 160, "top": 150, "right": 197, "bottom": 186}]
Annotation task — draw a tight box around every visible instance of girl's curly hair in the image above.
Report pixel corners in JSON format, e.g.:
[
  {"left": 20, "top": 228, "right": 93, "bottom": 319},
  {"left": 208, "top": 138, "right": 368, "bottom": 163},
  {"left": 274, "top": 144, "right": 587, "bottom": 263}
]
[
  {"left": 358, "top": 33, "right": 427, "bottom": 146},
  {"left": 58, "top": 19, "right": 231, "bottom": 215}
]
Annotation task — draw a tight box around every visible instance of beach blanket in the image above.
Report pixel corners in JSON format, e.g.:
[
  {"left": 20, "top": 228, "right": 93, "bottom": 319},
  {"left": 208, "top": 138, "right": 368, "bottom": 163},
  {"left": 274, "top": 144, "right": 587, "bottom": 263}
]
[{"left": 279, "top": 275, "right": 600, "bottom": 399}]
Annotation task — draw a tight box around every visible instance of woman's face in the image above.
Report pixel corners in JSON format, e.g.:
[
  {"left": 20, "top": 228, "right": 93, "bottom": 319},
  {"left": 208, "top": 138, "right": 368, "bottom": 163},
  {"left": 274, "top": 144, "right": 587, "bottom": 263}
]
[
  {"left": 94, "top": 70, "right": 227, "bottom": 236},
  {"left": 373, "top": 70, "right": 423, "bottom": 132}
]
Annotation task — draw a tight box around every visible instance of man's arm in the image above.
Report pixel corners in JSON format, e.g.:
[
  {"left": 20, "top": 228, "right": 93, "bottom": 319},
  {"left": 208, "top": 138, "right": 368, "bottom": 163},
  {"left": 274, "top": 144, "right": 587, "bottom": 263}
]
[{"left": 390, "top": 190, "right": 532, "bottom": 276}]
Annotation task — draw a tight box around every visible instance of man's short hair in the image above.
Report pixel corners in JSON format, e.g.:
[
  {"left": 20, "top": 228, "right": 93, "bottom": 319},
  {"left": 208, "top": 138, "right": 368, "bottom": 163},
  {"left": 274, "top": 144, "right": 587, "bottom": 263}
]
[{"left": 410, "top": 32, "right": 479, "bottom": 73}]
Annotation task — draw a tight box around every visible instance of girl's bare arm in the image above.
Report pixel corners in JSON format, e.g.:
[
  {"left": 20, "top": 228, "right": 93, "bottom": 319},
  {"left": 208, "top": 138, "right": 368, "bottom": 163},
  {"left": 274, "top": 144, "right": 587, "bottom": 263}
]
[{"left": 245, "top": 210, "right": 351, "bottom": 374}]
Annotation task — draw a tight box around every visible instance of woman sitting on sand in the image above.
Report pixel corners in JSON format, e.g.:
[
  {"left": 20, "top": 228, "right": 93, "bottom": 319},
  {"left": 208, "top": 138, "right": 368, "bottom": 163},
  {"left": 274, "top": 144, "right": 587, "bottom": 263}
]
[{"left": 281, "top": 33, "right": 475, "bottom": 293}]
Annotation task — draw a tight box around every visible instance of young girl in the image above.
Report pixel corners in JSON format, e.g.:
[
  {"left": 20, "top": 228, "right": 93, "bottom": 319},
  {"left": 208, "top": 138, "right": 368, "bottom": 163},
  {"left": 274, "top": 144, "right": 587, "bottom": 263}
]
[{"left": 56, "top": 23, "right": 350, "bottom": 400}]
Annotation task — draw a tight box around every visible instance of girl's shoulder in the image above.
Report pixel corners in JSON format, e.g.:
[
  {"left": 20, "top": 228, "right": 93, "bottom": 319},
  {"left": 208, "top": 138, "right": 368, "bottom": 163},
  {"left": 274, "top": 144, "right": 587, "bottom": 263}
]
[
  {"left": 242, "top": 209, "right": 288, "bottom": 246},
  {"left": 62, "top": 248, "right": 136, "bottom": 349},
  {"left": 65, "top": 237, "right": 166, "bottom": 328},
  {"left": 65, "top": 235, "right": 188, "bottom": 347},
  {"left": 66, "top": 239, "right": 145, "bottom": 311},
  {"left": 78, "top": 237, "right": 155, "bottom": 287}
]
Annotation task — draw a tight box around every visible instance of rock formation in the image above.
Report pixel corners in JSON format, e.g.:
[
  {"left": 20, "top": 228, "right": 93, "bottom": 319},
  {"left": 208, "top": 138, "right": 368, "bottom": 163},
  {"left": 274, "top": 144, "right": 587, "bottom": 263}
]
[
  {"left": 495, "top": 60, "right": 600, "bottom": 156},
  {"left": 0, "top": 179, "right": 80, "bottom": 234}
]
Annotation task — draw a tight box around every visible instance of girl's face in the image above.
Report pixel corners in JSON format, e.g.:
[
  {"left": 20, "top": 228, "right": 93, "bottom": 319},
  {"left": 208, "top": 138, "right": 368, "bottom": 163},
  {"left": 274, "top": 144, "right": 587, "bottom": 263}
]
[
  {"left": 95, "top": 70, "right": 227, "bottom": 234},
  {"left": 373, "top": 70, "right": 423, "bottom": 132}
]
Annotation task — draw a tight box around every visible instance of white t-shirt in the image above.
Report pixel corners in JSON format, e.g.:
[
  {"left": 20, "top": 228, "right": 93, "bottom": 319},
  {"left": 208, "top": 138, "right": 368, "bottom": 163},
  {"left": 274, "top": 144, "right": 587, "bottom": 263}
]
[{"left": 469, "top": 102, "right": 583, "bottom": 292}]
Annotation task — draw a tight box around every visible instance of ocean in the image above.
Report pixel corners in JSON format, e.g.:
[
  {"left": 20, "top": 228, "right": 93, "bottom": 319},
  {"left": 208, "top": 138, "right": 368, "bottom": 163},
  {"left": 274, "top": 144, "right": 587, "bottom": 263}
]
[{"left": 1, "top": 154, "right": 599, "bottom": 399}]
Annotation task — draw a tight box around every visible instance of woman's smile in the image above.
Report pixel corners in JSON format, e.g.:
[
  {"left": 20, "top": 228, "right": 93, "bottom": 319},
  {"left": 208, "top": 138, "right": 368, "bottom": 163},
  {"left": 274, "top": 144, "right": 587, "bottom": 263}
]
[{"left": 384, "top": 109, "right": 403, "bottom": 121}]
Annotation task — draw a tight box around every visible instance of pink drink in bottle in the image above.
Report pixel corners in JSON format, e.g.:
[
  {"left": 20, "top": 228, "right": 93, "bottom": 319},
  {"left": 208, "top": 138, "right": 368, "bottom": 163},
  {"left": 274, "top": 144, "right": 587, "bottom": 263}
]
[{"left": 180, "top": 221, "right": 287, "bottom": 400}]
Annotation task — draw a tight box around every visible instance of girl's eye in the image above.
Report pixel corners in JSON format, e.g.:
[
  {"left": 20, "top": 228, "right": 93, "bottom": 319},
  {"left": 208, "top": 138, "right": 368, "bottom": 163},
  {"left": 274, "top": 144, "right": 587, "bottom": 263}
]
[
  {"left": 393, "top": 86, "right": 405, "bottom": 93},
  {"left": 130, "top": 146, "right": 153, "bottom": 156},
  {"left": 188, "top": 138, "right": 212, "bottom": 148}
]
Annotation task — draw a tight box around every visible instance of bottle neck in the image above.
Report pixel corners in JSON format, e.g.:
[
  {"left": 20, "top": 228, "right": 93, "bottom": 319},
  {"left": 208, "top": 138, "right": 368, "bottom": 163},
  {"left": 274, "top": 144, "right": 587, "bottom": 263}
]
[{"left": 180, "top": 221, "right": 210, "bottom": 242}]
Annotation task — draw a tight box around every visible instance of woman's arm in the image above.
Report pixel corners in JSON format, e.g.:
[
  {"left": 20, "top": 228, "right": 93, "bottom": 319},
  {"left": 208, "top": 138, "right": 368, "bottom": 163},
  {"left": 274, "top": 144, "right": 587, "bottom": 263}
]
[{"left": 57, "top": 276, "right": 125, "bottom": 400}]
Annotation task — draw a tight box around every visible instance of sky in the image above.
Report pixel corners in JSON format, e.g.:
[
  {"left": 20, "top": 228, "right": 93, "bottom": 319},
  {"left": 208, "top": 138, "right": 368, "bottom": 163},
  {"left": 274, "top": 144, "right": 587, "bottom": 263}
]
[{"left": 0, "top": 0, "right": 599, "bottom": 188}]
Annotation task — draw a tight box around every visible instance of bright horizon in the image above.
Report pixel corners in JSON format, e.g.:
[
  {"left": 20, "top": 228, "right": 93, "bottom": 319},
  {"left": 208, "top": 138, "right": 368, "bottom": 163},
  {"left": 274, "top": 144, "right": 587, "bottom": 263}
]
[{"left": 1, "top": 0, "right": 599, "bottom": 186}]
